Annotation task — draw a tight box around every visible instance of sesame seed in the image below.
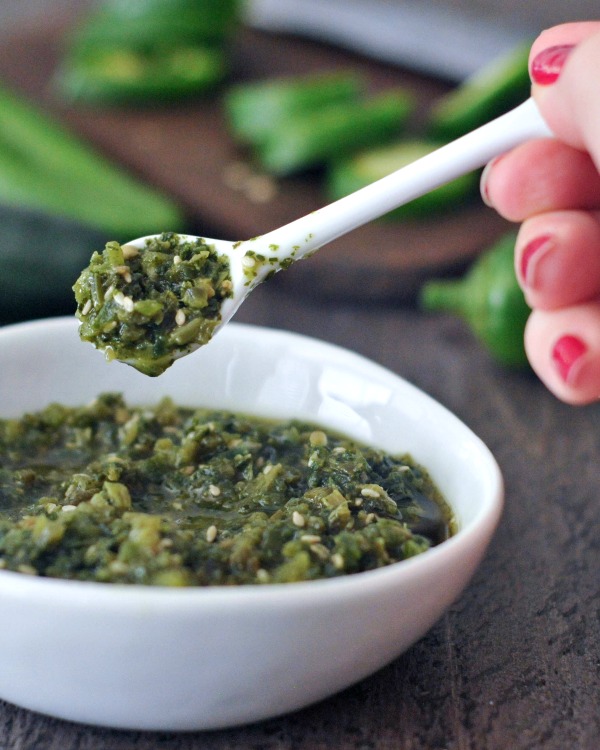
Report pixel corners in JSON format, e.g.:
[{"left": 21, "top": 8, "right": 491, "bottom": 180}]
[
  {"left": 62, "top": 504, "right": 77, "bottom": 512},
  {"left": 309, "top": 544, "right": 330, "bottom": 561},
  {"left": 292, "top": 511, "right": 305, "bottom": 527},
  {"left": 109, "top": 561, "right": 129, "bottom": 575},
  {"left": 206, "top": 525, "right": 218, "bottom": 543},
  {"left": 121, "top": 244, "right": 139, "bottom": 259},
  {"left": 263, "top": 464, "right": 272, "bottom": 475},
  {"left": 173, "top": 255, "right": 182, "bottom": 265},
  {"left": 332, "top": 446, "right": 346, "bottom": 454},
  {"left": 242, "top": 255, "right": 256, "bottom": 268},
  {"left": 209, "top": 484, "right": 221, "bottom": 497},
  {"left": 172, "top": 501, "right": 183, "bottom": 510},
  {"left": 300, "top": 534, "right": 321, "bottom": 544},
  {"left": 365, "top": 513, "right": 377, "bottom": 524},
  {"left": 361, "top": 487, "right": 380, "bottom": 498},
  {"left": 331, "top": 553, "right": 345, "bottom": 570},
  {"left": 104, "top": 284, "right": 115, "bottom": 300},
  {"left": 309, "top": 430, "right": 328, "bottom": 447},
  {"left": 81, "top": 299, "right": 92, "bottom": 316},
  {"left": 113, "top": 290, "right": 132, "bottom": 309},
  {"left": 256, "top": 568, "right": 270, "bottom": 583},
  {"left": 175, "top": 309, "right": 186, "bottom": 326}
]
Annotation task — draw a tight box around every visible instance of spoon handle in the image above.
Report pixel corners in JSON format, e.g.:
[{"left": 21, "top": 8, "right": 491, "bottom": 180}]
[{"left": 259, "top": 98, "right": 552, "bottom": 260}]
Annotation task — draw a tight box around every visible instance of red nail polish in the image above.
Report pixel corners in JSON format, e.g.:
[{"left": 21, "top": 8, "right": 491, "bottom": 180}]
[
  {"left": 530, "top": 45, "right": 574, "bottom": 85},
  {"left": 520, "top": 235, "right": 552, "bottom": 286},
  {"left": 551, "top": 335, "right": 587, "bottom": 383}
]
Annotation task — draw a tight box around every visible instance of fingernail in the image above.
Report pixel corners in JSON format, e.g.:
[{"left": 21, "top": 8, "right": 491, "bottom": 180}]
[
  {"left": 530, "top": 44, "right": 574, "bottom": 85},
  {"left": 551, "top": 334, "right": 587, "bottom": 383},
  {"left": 480, "top": 156, "right": 503, "bottom": 207},
  {"left": 519, "top": 235, "right": 553, "bottom": 287}
]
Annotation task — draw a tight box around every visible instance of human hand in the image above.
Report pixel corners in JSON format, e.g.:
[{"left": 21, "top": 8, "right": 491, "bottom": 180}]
[{"left": 480, "top": 21, "right": 600, "bottom": 404}]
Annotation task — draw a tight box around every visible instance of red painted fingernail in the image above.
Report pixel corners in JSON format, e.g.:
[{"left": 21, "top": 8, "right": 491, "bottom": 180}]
[
  {"left": 530, "top": 45, "right": 575, "bottom": 85},
  {"left": 551, "top": 335, "right": 587, "bottom": 383},
  {"left": 520, "top": 235, "right": 553, "bottom": 287}
]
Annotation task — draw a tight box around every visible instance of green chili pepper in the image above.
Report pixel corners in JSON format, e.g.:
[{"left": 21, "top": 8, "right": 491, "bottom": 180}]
[
  {"left": 255, "top": 89, "right": 414, "bottom": 176},
  {"left": 56, "top": 0, "right": 241, "bottom": 104},
  {"left": 420, "top": 233, "right": 531, "bottom": 368},
  {"left": 68, "top": 0, "right": 241, "bottom": 48},
  {"left": 427, "top": 42, "right": 532, "bottom": 140},
  {"left": 225, "top": 71, "right": 365, "bottom": 145},
  {"left": 58, "top": 45, "right": 227, "bottom": 104},
  {"left": 326, "top": 139, "right": 479, "bottom": 219},
  {"left": 0, "top": 81, "right": 182, "bottom": 236}
]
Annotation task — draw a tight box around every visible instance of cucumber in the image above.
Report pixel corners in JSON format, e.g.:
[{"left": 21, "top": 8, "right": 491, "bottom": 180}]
[
  {"left": 256, "top": 89, "right": 414, "bottom": 176},
  {"left": 224, "top": 71, "right": 365, "bottom": 144},
  {"left": 0, "top": 82, "right": 182, "bottom": 237},
  {"left": 327, "top": 140, "right": 479, "bottom": 218},
  {"left": 428, "top": 42, "right": 532, "bottom": 140}
]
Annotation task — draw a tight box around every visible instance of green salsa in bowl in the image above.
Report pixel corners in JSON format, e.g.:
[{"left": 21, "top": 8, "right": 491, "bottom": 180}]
[{"left": 0, "top": 318, "right": 502, "bottom": 731}]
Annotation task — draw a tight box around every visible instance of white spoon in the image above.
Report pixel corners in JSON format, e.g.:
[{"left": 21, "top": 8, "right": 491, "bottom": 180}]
[
  {"left": 77, "top": 98, "right": 552, "bottom": 374},
  {"left": 150, "top": 98, "right": 551, "bottom": 319}
]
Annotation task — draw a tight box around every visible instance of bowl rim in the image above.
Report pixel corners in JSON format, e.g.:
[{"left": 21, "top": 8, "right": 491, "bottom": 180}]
[{"left": 0, "top": 316, "right": 504, "bottom": 608}]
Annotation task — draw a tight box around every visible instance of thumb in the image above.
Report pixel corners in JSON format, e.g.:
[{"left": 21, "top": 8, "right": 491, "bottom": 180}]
[{"left": 530, "top": 23, "right": 600, "bottom": 168}]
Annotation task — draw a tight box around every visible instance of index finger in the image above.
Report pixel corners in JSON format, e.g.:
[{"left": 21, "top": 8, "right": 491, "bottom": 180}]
[
  {"left": 530, "top": 22, "right": 600, "bottom": 159},
  {"left": 530, "top": 21, "right": 600, "bottom": 60}
]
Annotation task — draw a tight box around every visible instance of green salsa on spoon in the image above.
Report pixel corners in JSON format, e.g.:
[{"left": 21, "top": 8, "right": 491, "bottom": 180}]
[
  {"left": 74, "top": 233, "right": 233, "bottom": 376},
  {"left": 74, "top": 100, "right": 551, "bottom": 376}
]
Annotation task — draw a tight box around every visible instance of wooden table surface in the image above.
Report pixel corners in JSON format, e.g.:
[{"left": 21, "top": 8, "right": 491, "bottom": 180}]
[{"left": 2, "top": 274, "right": 600, "bottom": 749}]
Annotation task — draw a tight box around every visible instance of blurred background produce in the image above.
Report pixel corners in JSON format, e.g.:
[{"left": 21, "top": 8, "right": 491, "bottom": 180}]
[
  {"left": 56, "top": 0, "right": 240, "bottom": 103},
  {"left": 420, "top": 233, "right": 530, "bottom": 369},
  {"left": 0, "top": 0, "right": 595, "bottom": 359},
  {"left": 0, "top": 81, "right": 183, "bottom": 234}
]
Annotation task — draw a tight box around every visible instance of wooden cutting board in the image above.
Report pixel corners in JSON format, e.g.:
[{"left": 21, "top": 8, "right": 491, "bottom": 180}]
[{"left": 0, "top": 20, "right": 512, "bottom": 302}]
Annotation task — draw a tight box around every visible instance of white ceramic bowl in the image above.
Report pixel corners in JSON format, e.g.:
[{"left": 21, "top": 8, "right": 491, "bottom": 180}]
[{"left": 0, "top": 317, "right": 503, "bottom": 731}]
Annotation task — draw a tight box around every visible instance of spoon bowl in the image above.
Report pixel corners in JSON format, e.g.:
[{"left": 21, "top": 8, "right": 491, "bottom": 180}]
[{"left": 75, "top": 99, "right": 552, "bottom": 373}]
